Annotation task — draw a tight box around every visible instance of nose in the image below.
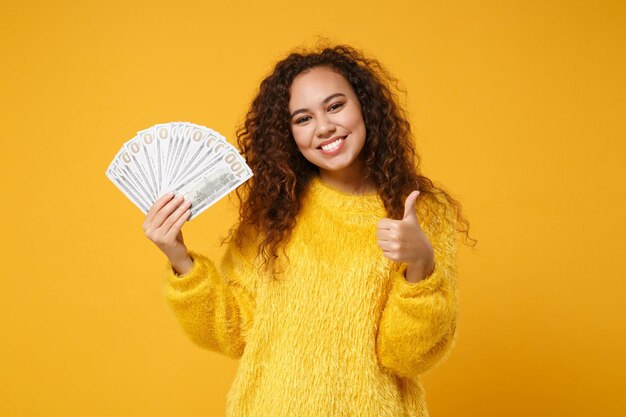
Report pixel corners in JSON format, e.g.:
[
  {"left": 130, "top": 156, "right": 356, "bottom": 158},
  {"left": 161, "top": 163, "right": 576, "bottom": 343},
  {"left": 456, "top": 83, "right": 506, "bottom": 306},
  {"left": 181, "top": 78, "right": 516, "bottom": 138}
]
[{"left": 316, "top": 115, "right": 336, "bottom": 137}]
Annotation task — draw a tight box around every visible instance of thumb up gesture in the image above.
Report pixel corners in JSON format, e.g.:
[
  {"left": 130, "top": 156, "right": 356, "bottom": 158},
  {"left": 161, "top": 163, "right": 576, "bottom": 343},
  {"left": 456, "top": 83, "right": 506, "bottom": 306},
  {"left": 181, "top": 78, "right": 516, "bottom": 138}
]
[{"left": 376, "top": 191, "right": 435, "bottom": 283}]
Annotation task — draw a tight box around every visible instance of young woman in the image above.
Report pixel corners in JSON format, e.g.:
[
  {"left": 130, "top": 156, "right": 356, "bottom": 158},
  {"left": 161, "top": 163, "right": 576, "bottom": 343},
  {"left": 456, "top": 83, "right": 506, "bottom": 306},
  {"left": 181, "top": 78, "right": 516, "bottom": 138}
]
[{"left": 143, "top": 44, "right": 474, "bottom": 417}]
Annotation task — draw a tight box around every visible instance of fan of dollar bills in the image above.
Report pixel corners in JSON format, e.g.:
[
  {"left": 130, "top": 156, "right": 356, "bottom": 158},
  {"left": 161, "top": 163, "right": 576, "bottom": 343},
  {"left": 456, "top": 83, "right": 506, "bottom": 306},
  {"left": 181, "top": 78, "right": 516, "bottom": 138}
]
[{"left": 106, "top": 121, "right": 253, "bottom": 221}]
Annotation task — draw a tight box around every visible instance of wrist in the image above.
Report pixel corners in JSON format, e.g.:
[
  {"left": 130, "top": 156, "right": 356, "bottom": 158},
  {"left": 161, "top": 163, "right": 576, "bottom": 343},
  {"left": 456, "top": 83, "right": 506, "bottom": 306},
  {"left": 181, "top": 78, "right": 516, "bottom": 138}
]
[
  {"left": 171, "top": 253, "right": 194, "bottom": 276},
  {"left": 405, "top": 259, "right": 435, "bottom": 284}
]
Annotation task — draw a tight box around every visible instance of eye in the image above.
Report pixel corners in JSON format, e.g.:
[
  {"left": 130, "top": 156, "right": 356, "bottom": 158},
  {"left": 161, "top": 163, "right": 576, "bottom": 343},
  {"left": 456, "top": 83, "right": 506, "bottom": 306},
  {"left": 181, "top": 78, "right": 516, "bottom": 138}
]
[
  {"left": 328, "top": 102, "right": 345, "bottom": 112},
  {"left": 294, "top": 115, "right": 311, "bottom": 125}
]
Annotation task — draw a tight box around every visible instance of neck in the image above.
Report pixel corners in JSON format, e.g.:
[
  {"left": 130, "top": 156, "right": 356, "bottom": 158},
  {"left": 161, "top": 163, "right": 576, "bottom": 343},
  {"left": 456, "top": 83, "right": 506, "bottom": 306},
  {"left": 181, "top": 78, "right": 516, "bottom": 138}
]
[{"left": 319, "top": 160, "right": 374, "bottom": 195}]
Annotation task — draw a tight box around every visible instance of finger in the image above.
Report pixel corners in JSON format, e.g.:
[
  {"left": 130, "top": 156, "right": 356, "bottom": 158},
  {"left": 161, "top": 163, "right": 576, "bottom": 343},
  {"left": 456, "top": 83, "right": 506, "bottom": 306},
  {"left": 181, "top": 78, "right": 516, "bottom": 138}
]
[
  {"left": 159, "top": 198, "right": 192, "bottom": 235},
  {"left": 151, "top": 194, "right": 188, "bottom": 230},
  {"left": 402, "top": 190, "right": 420, "bottom": 221},
  {"left": 377, "top": 239, "right": 395, "bottom": 252},
  {"left": 376, "top": 229, "right": 395, "bottom": 241},
  {"left": 164, "top": 208, "right": 192, "bottom": 241},
  {"left": 376, "top": 218, "right": 399, "bottom": 230},
  {"left": 379, "top": 238, "right": 401, "bottom": 251},
  {"left": 145, "top": 192, "right": 175, "bottom": 225},
  {"left": 380, "top": 249, "right": 400, "bottom": 263}
]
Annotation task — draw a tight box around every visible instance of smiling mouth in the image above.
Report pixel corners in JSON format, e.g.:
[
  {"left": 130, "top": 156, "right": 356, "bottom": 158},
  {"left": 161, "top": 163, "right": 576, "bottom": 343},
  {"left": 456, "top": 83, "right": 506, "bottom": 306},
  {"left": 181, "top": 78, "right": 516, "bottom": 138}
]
[{"left": 318, "top": 136, "right": 347, "bottom": 152}]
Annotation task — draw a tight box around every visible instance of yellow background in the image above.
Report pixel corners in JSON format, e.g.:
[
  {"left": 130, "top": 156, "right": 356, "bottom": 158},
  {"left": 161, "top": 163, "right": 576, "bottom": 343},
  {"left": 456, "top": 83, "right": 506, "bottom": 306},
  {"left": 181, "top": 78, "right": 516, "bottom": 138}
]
[{"left": 1, "top": 0, "right": 624, "bottom": 416}]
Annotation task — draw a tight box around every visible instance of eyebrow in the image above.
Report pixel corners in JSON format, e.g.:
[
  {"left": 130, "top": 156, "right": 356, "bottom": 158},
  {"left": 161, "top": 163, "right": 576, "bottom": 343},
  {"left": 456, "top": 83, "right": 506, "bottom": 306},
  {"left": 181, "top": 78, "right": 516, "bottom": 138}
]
[{"left": 290, "top": 93, "right": 347, "bottom": 118}]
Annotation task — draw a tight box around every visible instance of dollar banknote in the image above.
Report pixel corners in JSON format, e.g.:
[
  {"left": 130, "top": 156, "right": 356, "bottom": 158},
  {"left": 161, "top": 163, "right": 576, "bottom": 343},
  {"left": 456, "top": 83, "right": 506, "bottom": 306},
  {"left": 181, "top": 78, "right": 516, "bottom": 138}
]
[{"left": 106, "top": 121, "right": 253, "bottom": 220}]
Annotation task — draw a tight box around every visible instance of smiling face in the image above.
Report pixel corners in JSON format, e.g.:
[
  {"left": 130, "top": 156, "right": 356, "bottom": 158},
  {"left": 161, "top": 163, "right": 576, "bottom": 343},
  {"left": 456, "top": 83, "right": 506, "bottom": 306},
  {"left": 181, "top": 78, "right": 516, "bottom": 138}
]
[{"left": 288, "top": 66, "right": 367, "bottom": 182}]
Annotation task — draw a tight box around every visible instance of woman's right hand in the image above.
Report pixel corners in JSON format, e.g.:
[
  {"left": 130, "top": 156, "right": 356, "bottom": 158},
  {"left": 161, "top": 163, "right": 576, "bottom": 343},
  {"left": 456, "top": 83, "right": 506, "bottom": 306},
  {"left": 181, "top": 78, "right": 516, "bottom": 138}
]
[{"left": 143, "top": 192, "right": 193, "bottom": 274}]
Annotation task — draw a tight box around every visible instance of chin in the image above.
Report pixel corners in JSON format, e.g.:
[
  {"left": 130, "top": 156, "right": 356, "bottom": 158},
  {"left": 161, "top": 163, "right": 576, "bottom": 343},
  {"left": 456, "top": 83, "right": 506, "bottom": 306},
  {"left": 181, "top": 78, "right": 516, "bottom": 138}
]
[{"left": 319, "top": 159, "right": 358, "bottom": 173}]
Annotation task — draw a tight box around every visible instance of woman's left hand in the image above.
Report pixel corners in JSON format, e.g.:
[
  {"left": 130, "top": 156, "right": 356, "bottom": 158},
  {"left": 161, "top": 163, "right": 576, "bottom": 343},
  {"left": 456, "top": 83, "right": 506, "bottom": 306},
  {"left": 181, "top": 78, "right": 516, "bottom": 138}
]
[{"left": 376, "top": 191, "right": 435, "bottom": 283}]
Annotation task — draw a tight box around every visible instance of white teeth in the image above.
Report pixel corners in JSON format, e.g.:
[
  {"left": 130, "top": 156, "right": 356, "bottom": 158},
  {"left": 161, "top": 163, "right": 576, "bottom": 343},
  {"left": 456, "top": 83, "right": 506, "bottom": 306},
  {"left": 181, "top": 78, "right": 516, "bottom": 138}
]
[{"left": 321, "top": 138, "right": 344, "bottom": 151}]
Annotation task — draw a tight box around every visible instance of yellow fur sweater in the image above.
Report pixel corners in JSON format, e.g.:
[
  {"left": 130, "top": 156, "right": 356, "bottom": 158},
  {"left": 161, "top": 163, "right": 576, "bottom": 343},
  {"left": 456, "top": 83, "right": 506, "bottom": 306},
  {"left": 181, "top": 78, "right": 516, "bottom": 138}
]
[{"left": 162, "top": 176, "right": 459, "bottom": 417}]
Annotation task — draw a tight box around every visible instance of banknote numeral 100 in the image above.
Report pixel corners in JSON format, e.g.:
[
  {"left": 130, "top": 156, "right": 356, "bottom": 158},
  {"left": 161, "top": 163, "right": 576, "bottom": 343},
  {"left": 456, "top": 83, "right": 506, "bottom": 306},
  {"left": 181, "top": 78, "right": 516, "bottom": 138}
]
[{"left": 225, "top": 152, "right": 247, "bottom": 179}]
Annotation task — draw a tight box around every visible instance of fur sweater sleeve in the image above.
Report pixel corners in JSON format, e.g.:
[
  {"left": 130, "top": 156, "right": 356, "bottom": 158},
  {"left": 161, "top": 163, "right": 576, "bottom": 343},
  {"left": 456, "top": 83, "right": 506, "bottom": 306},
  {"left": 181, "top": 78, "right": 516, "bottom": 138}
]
[
  {"left": 375, "top": 198, "right": 459, "bottom": 378},
  {"left": 161, "top": 239, "right": 258, "bottom": 359}
]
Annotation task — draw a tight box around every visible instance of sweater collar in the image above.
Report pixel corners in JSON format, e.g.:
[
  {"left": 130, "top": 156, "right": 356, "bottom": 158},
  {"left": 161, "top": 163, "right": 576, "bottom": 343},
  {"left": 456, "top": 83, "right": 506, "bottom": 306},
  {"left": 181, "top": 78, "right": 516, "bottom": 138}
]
[{"left": 303, "top": 176, "right": 387, "bottom": 224}]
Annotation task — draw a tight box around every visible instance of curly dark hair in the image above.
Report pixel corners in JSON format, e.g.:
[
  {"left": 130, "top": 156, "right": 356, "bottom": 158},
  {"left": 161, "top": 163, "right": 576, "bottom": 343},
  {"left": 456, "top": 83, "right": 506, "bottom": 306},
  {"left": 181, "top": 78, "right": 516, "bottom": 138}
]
[{"left": 231, "top": 43, "right": 476, "bottom": 269}]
